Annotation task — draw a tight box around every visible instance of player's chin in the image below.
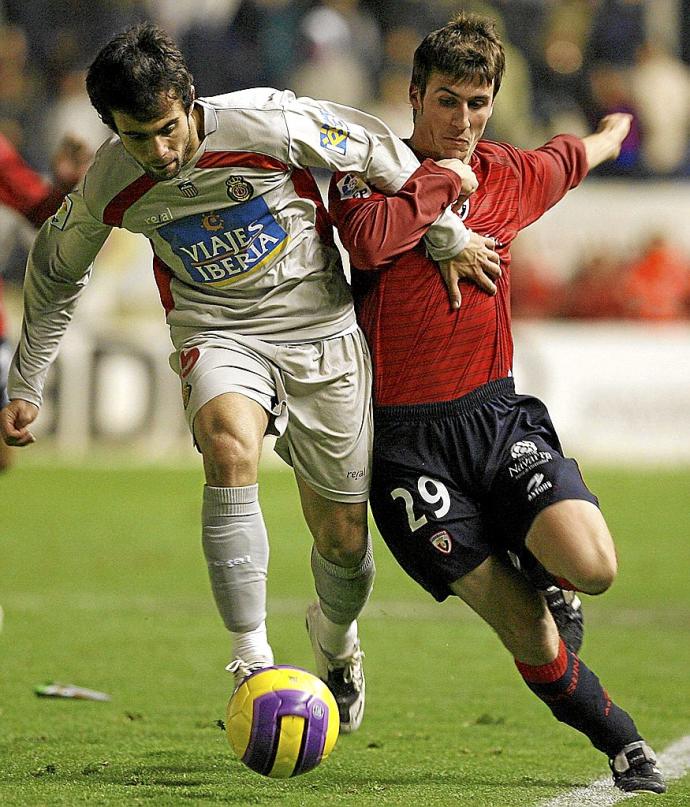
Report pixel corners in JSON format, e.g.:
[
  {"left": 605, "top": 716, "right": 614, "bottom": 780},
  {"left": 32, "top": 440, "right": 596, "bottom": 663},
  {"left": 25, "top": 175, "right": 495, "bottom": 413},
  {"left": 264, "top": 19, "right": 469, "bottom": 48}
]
[{"left": 145, "top": 161, "right": 180, "bottom": 181}]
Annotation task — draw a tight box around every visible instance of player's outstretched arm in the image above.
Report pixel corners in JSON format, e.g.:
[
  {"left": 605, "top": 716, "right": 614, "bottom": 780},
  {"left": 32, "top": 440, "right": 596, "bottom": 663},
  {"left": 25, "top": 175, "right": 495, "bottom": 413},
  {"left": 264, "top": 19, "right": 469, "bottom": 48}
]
[
  {"left": 582, "top": 113, "right": 633, "bottom": 171},
  {"left": 438, "top": 232, "right": 502, "bottom": 310},
  {"left": 0, "top": 400, "right": 39, "bottom": 447}
]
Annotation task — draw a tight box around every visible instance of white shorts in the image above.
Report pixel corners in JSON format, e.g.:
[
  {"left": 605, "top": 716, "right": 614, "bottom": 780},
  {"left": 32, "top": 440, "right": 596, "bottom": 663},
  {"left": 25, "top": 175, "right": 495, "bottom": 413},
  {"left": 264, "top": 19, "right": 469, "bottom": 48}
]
[{"left": 170, "top": 329, "right": 372, "bottom": 503}]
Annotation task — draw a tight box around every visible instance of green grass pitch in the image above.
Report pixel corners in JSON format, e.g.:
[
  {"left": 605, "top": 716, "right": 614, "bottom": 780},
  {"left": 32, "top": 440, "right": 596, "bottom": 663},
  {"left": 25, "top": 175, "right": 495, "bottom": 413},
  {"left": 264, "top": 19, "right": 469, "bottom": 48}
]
[{"left": 1, "top": 464, "right": 689, "bottom": 806}]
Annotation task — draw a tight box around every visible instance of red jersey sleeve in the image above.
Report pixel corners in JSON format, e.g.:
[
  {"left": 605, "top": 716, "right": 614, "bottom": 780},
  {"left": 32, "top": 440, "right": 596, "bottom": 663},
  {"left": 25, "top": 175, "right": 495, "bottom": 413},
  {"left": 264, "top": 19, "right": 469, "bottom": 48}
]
[
  {"left": 503, "top": 134, "right": 588, "bottom": 230},
  {"left": 0, "top": 135, "right": 66, "bottom": 227},
  {"left": 328, "top": 160, "right": 464, "bottom": 270}
]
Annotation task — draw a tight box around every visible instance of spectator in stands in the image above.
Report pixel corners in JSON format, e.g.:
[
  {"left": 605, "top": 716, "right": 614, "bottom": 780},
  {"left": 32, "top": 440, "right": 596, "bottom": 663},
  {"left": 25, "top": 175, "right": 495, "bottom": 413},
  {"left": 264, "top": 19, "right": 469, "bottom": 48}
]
[
  {"left": 630, "top": 41, "right": 690, "bottom": 176},
  {"left": 620, "top": 234, "right": 690, "bottom": 320},
  {"left": 559, "top": 252, "right": 626, "bottom": 320},
  {"left": 0, "top": 131, "right": 91, "bottom": 471}
]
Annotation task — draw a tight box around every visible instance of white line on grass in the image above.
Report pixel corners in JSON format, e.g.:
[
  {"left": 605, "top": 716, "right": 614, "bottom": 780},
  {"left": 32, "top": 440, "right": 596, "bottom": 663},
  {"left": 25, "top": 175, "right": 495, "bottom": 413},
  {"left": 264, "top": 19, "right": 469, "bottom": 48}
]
[{"left": 540, "top": 734, "right": 690, "bottom": 806}]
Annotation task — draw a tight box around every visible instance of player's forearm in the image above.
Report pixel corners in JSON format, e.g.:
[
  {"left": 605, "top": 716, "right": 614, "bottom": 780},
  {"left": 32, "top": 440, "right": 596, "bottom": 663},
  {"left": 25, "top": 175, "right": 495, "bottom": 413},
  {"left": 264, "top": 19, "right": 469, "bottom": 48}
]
[
  {"left": 331, "top": 161, "right": 466, "bottom": 268},
  {"left": 581, "top": 113, "right": 633, "bottom": 171},
  {"left": 582, "top": 132, "right": 618, "bottom": 170}
]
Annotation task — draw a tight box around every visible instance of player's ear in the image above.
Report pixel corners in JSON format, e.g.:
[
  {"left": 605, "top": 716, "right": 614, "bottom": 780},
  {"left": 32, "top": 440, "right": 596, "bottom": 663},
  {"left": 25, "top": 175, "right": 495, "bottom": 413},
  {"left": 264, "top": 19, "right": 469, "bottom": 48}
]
[{"left": 409, "top": 84, "right": 422, "bottom": 112}]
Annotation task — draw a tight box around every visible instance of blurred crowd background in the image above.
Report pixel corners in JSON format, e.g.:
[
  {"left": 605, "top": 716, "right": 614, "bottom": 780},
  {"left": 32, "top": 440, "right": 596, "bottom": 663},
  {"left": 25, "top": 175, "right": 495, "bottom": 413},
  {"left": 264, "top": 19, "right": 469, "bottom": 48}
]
[{"left": 1, "top": 0, "right": 690, "bottom": 320}]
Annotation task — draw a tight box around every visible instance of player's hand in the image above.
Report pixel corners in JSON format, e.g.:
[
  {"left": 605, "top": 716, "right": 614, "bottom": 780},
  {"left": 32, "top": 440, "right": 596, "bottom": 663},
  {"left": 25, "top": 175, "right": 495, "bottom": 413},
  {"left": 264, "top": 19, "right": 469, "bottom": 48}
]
[
  {"left": 0, "top": 400, "right": 39, "bottom": 447},
  {"left": 583, "top": 113, "right": 633, "bottom": 169},
  {"left": 51, "top": 135, "right": 92, "bottom": 192},
  {"left": 595, "top": 113, "right": 633, "bottom": 160},
  {"left": 438, "top": 231, "right": 501, "bottom": 310},
  {"left": 435, "top": 158, "right": 478, "bottom": 199}
]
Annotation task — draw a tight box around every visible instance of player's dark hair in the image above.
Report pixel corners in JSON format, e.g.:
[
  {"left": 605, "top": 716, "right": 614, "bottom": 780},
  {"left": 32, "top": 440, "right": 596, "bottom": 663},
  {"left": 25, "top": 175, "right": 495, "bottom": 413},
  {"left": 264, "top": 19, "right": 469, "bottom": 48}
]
[
  {"left": 411, "top": 12, "right": 505, "bottom": 102},
  {"left": 86, "top": 22, "right": 194, "bottom": 131}
]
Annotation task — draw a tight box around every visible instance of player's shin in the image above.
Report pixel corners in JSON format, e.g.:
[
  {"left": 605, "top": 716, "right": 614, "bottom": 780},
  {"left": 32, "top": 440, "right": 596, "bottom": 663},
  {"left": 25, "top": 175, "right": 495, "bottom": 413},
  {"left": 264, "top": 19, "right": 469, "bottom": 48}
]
[
  {"left": 202, "top": 484, "right": 273, "bottom": 668},
  {"left": 515, "top": 638, "right": 642, "bottom": 756},
  {"left": 310, "top": 536, "right": 375, "bottom": 657}
]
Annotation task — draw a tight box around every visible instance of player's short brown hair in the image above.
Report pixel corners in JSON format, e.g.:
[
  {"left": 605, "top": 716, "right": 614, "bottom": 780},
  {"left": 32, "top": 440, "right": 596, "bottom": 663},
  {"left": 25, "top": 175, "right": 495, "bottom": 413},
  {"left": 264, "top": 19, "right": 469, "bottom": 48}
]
[
  {"left": 411, "top": 12, "right": 505, "bottom": 100},
  {"left": 86, "top": 22, "right": 194, "bottom": 131}
]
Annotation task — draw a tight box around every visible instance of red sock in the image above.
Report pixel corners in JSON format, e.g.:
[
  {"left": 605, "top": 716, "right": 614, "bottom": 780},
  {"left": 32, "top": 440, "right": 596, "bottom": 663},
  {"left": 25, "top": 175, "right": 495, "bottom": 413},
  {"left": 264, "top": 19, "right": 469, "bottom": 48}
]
[
  {"left": 515, "top": 638, "right": 568, "bottom": 683},
  {"left": 514, "top": 639, "right": 642, "bottom": 756}
]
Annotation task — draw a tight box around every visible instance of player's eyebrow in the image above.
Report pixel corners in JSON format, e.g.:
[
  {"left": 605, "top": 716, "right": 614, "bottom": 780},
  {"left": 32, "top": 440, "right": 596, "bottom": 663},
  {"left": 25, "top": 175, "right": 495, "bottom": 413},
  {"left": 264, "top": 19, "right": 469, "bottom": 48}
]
[
  {"left": 435, "top": 85, "right": 492, "bottom": 101},
  {"left": 120, "top": 116, "right": 178, "bottom": 137}
]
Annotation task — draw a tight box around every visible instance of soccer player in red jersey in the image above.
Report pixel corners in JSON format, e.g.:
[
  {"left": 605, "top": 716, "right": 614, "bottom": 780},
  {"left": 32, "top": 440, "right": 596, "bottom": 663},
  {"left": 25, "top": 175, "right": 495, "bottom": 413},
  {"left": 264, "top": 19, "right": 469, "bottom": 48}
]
[
  {"left": 329, "top": 12, "right": 666, "bottom": 795},
  {"left": 0, "top": 133, "right": 91, "bottom": 471}
]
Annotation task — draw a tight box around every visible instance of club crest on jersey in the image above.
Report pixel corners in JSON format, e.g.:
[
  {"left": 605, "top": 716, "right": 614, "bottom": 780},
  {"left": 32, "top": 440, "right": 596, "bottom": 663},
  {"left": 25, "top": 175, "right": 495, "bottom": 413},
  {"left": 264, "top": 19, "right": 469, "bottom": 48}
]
[
  {"left": 430, "top": 530, "right": 453, "bottom": 555},
  {"left": 337, "top": 173, "right": 372, "bottom": 200},
  {"left": 158, "top": 196, "right": 288, "bottom": 288},
  {"left": 226, "top": 176, "right": 253, "bottom": 202},
  {"left": 50, "top": 195, "right": 73, "bottom": 230},
  {"left": 177, "top": 180, "right": 199, "bottom": 198},
  {"left": 320, "top": 114, "right": 349, "bottom": 155}
]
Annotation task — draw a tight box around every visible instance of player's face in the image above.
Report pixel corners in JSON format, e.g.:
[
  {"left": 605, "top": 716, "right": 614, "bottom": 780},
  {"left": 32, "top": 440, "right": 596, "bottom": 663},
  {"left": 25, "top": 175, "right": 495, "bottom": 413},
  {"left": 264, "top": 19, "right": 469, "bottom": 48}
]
[
  {"left": 113, "top": 96, "right": 200, "bottom": 181},
  {"left": 409, "top": 72, "right": 494, "bottom": 162}
]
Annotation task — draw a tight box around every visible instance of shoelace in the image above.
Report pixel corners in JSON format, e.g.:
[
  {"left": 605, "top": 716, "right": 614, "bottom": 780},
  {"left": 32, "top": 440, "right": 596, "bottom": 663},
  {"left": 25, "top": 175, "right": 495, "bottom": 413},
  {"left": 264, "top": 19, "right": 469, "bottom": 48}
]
[{"left": 340, "top": 649, "right": 364, "bottom": 688}]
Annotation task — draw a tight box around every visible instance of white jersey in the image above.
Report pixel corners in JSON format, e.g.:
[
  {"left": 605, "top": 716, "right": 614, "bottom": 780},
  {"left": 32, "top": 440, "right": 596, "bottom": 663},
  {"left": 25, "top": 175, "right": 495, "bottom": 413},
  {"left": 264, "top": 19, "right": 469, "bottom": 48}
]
[{"left": 10, "top": 88, "right": 469, "bottom": 406}]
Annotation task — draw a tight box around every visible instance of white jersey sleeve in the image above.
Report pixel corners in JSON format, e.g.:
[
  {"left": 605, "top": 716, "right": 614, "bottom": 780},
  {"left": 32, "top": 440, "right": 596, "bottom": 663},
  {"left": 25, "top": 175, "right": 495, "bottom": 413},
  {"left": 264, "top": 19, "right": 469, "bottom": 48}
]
[{"left": 8, "top": 186, "right": 111, "bottom": 405}]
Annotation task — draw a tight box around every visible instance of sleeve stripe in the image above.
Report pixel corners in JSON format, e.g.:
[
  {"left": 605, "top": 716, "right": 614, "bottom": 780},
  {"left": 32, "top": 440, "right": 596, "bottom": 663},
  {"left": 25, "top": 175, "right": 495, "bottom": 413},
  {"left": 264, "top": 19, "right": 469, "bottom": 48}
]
[{"left": 103, "top": 175, "right": 157, "bottom": 227}]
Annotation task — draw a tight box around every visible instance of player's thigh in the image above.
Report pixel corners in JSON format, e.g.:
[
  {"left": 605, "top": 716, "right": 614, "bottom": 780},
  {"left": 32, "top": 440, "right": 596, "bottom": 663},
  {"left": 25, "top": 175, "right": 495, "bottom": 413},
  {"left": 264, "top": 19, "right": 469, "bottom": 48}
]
[
  {"left": 490, "top": 399, "right": 600, "bottom": 551},
  {"left": 370, "top": 425, "right": 490, "bottom": 602},
  {"left": 526, "top": 499, "right": 617, "bottom": 593},
  {"left": 275, "top": 329, "right": 372, "bottom": 505},
  {"left": 449, "top": 555, "right": 558, "bottom": 664},
  {"left": 171, "top": 337, "right": 277, "bottom": 483}
]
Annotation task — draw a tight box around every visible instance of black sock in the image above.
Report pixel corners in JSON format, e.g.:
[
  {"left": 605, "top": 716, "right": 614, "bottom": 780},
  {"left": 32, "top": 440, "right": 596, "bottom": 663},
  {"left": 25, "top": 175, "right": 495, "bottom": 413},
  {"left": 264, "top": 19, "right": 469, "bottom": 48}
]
[{"left": 515, "top": 639, "right": 642, "bottom": 756}]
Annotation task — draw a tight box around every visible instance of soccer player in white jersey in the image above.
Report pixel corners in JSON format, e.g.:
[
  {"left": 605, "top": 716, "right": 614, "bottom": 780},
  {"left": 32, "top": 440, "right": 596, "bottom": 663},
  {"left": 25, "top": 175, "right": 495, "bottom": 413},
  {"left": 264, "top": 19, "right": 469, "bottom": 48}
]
[{"left": 0, "top": 23, "right": 499, "bottom": 732}]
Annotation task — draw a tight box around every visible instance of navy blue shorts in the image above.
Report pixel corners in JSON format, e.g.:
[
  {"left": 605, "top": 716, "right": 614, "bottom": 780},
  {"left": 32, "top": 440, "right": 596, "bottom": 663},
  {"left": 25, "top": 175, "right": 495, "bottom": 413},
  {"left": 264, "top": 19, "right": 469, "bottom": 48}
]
[{"left": 370, "top": 378, "right": 599, "bottom": 601}]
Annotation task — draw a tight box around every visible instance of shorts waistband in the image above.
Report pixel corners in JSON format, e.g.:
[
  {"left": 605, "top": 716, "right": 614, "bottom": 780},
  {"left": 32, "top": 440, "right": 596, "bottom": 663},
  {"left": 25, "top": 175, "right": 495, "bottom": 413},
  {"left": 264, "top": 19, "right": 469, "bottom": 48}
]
[{"left": 374, "top": 377, "right": 515, "bottom": 424}]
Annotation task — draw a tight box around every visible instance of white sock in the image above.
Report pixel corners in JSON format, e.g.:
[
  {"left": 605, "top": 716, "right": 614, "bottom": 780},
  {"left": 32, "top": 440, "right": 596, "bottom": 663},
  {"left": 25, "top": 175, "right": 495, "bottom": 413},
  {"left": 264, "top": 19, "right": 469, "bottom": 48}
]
[
  {"left": 231, "top": 623, "right": 274, "bottom": 667},
  {"left": 316, "top": 605, "right": 358, "bottom": 659}
]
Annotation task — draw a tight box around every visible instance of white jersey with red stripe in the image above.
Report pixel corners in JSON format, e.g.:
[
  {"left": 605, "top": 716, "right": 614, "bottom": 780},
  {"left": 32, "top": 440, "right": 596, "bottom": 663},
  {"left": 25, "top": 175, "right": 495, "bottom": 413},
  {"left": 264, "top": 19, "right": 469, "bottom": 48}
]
[{"left": 9, "top": 88, "right": 467, "bottom": 406}]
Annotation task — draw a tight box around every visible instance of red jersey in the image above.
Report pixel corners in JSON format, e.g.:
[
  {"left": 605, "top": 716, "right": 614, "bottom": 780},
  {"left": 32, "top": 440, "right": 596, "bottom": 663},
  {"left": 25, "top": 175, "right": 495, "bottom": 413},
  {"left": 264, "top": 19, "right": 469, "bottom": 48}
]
[
  {"left": 0, "top": 134, "right": 71, "bottom": 339},
  {"left": 0, "top": 134, "right": 67, "bottom": 228},
  {"left": 329, "top": 135, "right": 588, "bottom": 405}
]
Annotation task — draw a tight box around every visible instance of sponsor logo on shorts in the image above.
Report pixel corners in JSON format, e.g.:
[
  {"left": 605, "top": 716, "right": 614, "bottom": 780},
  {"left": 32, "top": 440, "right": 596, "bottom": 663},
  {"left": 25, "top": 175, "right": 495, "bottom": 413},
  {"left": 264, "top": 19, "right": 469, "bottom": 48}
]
[
  {"left": 347, "top": 467, "right": 366, "bottom": 480},
  {"left": 456, "top": 198, "right": 470, "bottom": 220},
  {"left": 508, "top": 449, "right": 553, "bottom": 479},
  {"left": 320, "top": 114, "right": 349, "bottom": 155},
  {"left": 226, "top": 175, "right": 254, "bottom": 202},
  {"left": 510, "top": 440, "right": 538, "bottom": 459},
  {"left": 527, "top": 472, "right": 553, "bottom": 502},
  {"left": 430, "top": 530, "right": 452, "bottom": 555},
  {"left": 182, "top": 382, "right": 192, "bottom": 409},
  {"left": 337, "top": 173, "right": 372, "bottom": 200},
  {"left": 179, "top": 347, "right": 200, "bottom": 379},
  {"left": 158, "top": 197, "right": 288, "bottom": 287},
  {"left": 50, "top": 195, "right": 73, "bottom": 230},
  {"left": 508, "top": 440, "right": 553, "bottom": 479}
]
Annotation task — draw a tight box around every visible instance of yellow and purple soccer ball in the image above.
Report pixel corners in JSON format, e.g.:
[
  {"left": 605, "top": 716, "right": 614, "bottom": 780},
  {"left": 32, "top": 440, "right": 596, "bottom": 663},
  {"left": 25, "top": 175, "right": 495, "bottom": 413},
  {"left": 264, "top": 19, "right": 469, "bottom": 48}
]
[{"left": 226, "top": 665, "right": 339, "bottom": 778}]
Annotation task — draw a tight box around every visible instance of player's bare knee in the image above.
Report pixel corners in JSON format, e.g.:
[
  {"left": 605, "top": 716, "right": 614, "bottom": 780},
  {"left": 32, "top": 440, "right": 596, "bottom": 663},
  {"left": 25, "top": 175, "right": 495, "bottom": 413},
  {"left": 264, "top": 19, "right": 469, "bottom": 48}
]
[
  {"left": 198, "top": 431, "right": 259, "bottom": 484},
  {"left": 314, "top": 523, "right": 368, "bottom": 567},
  {"left": 578, "top": 550, "right": 617, "bottom": 595}
]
